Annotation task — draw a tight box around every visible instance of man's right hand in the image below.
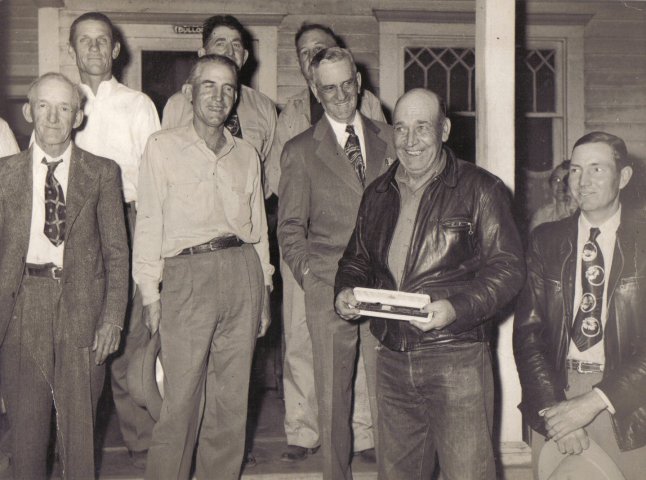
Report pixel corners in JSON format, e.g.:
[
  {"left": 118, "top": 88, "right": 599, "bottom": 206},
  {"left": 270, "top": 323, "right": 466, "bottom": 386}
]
[
  {"left": 335, "top": 288, "right": 361, "bottom": 321},
  {"left": 554, "top": 428, "right": 589, "bottom": 455},
  {"left": 144, "top": 300, "right": 161, "bottom": 334}
]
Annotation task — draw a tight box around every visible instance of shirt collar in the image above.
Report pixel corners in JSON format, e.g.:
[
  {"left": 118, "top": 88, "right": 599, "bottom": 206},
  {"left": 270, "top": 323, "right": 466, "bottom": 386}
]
[
  {"left": 325, "top": 112, "right": 363, "bottom": 144},
  {"left": 182, "top": 122, "right": 236, "bottom": 158},
  {"left": 79, "top": 76, "right": 117, "bottom": 99},
  {"left": 33, "top": 142, "right": 72, "bottom": 166},
  {"left": 395, "top": 150, "right": 446, "bottom": 192},
  {"left": 579, "top": 205, "right": 622, "bottom": 237}
]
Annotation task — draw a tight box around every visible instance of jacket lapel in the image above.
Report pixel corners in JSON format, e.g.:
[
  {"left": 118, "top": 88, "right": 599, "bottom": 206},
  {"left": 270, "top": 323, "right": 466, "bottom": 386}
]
[
  {"left": 561, "top": 214, "right": 578, "bottom": 320},
  {"left": 313, "top": 117, "right": 363, "bottom": 196},
  {"left": 4, "top": 148, "right": 33, "bottom": 252},
  {"left": 362, "top": 116, "right": 388, "bottom": 184},
  {"left": 65, "top": 145, "right": 96, "bottom": 235}
]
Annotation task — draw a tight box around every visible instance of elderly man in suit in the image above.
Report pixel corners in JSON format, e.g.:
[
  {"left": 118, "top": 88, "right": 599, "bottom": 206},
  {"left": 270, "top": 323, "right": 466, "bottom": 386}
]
[
  {"left": 267, "top": 24, "right": 384, "bottom": 463},
  {"left": 278, "top": 47, "right": 396, "bottom": 480},
  {"left": 0, "top": 72, "right": 128, "bottom": 479}
]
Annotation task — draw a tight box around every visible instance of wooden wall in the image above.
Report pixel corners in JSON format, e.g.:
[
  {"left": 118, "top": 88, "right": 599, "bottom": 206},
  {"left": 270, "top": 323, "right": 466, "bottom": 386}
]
[
  {"left": 1, "top": 0, "right": 645, "bottom": 161},
  {"left": 583, "top": 3, "right": 646, "bottom": 163}
]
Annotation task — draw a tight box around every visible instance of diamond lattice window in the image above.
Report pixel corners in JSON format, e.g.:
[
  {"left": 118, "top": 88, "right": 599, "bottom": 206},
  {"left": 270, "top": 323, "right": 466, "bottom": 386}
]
[{"left": 404, "top": 47, "right": 476, "bottom": 113}]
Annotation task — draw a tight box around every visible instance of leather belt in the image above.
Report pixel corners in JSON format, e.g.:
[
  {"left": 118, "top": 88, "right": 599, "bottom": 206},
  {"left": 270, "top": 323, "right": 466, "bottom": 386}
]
[
  {"left": 566, "top": 359, "right": 604, "bottom": 374},
  {"left": 178, "top": 236, "right": 244, "bottom": 256},
  {"left": 24, "top": 263, "right": 63, "bottom": 281}
]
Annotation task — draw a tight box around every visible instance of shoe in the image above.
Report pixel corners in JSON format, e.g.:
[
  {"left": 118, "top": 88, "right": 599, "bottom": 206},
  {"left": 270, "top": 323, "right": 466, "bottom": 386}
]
[
  {"left": 128, "top": 450, "right": 148, "bottom": 470},
  {"left": 243, "top": 451, "right": 257, "bottom": 468},
  {"left": 280, "top": 445, "right": 320, "bottom": 462},
  {"left": 355, "top": 447, "right": 376, "bottom": 463}
]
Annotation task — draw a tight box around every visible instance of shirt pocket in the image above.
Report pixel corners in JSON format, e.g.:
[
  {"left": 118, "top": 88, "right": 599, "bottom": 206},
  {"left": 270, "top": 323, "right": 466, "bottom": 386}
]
[{"left": 439, "top": 216, "right": 476, "bottom": 263}]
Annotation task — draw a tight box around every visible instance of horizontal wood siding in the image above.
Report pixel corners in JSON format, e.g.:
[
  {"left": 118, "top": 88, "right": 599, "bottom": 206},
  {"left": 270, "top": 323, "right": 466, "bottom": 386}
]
[
  {"left": 1, "top": 0, "right": 38, "bottom": 100},
  {"left": 584, "top": 4, "right": 646, "bottom": 161},
  {"left": 2, "top": 1, "right": 645, "bottom": 160}
]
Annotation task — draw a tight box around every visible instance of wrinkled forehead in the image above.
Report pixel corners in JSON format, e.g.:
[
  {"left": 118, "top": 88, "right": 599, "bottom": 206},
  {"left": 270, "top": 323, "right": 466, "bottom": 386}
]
[
  {"left": 394, "top": 95, "right": 441, "bottom": 125},
  {"left": 33, "top": 77, "right": 77, "bottom": 103},
  {"left": 206, "top": 25, "right": 243, "bottom": 44},
  {"left": 72, "top": 18, "right": 114, "bottom": 42},
  {"left": 195, "top": 61, "right": 237, "bottom": 84},
  {"left": 312, "top": 57, "right": 354, "bottom": 81}
]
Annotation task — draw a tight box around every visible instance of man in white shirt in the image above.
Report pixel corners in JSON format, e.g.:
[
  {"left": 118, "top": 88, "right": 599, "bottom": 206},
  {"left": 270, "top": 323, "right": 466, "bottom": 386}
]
[
  {"left": 0, "top": 72, "right": 128, "bottom": 479},
  {"left": 162, "top": 15, "right": 276, "bottom": 191},
  {"left": 68, "top": 12, "right": 161, "bottom": 468},
  {"left": 514, "top": 131, "right": 646, "bottom": 480},
  {"left": 278, "top": 47, "right": 396, "bottom": 480}
]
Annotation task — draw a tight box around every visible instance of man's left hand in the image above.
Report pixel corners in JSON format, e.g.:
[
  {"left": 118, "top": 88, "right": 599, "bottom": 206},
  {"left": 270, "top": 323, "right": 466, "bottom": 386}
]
[
  {"left": 92, "top": 323, "right": 122, "bottom": 365},
  {"left": 543, "top": 391, "right": 607, "bottom": 441},
  {"left": 258, "top": 286, "right": 271, "bottom": 338},
  {"left": 410, "top": 299, "right": 456, "bottom": 332}
]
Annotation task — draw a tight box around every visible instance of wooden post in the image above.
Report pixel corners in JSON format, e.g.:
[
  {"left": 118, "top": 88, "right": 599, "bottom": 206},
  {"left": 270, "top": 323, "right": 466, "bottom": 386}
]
[{"left": 476, "top": 0, "right": 530, "bottom": 465}]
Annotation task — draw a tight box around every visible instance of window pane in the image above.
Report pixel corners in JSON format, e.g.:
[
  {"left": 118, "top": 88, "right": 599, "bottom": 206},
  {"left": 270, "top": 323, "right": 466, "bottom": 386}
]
[
  {"left": 518, "top": 48, "right": 556, "bottom": 113},
  {"left": 403, "top": 47, "right": 475, "bottom": 112}
]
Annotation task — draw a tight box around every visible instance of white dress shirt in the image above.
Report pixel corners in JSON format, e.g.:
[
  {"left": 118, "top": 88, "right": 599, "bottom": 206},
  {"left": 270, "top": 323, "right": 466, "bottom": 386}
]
[
  {"left": 26, "top": 143, "right": 72, "bottom": 267},
  {"left": 325, "top": 112, "right": 367, "bottom": 163},
  {"left": 74, "top": 77, "right": 160, "bottom": 203}
]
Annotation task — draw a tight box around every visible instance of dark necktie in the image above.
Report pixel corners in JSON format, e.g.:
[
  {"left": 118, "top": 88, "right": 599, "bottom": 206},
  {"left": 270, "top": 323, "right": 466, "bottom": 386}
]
[
  {"left": 42, "top": 158, "right": 66, "bottom": 247},
  {"left": 344, "top": 125, "right": 365, "bottom": 188},
  {"left": 225, "top": 110, "right": 243, "bottom": 138},
  {"left": 572, "top": 227, "right": 604, "bottom": 351}
]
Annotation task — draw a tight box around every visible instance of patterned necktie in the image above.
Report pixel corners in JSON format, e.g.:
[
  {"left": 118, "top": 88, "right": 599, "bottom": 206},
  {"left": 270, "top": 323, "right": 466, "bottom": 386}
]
[
  {"left": 225, "top": 110, "right": 243, "bottom": 138},
  {"left": 572, "top": 227, "right": 604, "bottom": 351},
  {"left": 344, "top": 125, "right": 365, "bottom": 188},
  {"left": 42, "top": 158, "right": 66, "bottom": 247}
]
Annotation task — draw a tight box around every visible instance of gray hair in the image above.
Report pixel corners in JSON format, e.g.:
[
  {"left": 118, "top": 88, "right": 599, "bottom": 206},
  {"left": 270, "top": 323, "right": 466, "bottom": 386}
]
[
  {"left": 308, "top": 47, "right": 357, "bottom": 81},
  {"left": 186, "top": 54, "right": 239, "bottom": 87},
  {"left": 27, "top": 72, "right": 83, "bottom": 111}
]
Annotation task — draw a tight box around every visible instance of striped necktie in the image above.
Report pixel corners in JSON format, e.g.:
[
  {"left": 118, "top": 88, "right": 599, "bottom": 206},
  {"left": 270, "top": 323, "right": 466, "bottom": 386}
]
[{"left": 344, "top": 125, "right": 365, "bottom": 188}]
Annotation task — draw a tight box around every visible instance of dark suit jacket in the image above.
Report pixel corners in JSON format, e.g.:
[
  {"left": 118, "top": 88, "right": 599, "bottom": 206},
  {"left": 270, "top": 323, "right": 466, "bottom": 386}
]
[
  {"left": 0, "top": 144, "right": 129, "bottom": 347},
  {"left": 277, "top": 114, "right": 396, "bottom": 287}
]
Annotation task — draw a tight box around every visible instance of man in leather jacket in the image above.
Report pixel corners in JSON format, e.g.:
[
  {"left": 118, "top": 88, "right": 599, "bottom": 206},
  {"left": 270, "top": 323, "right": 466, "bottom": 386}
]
[
  {"left": 335, "top": 88, "right": 525, "bottom": 480},
  {"left": 513, "top": 131, "right": 646, "bottom": 479}
]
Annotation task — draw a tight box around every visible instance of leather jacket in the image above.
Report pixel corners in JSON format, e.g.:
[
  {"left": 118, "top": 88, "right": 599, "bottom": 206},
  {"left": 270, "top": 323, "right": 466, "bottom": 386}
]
[
  {"left": 513, "top": 210, "right": 646, "bottom": 451},
  {"left": 335, "top": 147, "right": 525, "bottom": 351}
]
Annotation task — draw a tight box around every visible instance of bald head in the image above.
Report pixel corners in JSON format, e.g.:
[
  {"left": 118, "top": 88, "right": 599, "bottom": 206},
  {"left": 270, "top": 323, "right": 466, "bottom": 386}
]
[
  {"left": 394, "top": 89, "right": 446, "bottom": 125},
  {"left": 393, "top": 88, "right": 451, "bottom": 178}
]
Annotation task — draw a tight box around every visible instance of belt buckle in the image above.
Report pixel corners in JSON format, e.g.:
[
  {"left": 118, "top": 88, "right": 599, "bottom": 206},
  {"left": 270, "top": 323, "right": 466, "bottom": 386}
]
[
  {"left": 51, "top": 266, "right": 62, "bottom": 281},
  {"left": 576, "top": 361, "right": 587, "bottom": 374},
  {"left": 208, "top": 241, "right": 218, "bottom": 251}
]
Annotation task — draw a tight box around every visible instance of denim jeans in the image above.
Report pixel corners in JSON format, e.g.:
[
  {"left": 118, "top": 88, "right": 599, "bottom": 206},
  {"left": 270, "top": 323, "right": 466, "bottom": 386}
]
[{"left": 377, "top": 341, "right": 496, "bottom": 480}]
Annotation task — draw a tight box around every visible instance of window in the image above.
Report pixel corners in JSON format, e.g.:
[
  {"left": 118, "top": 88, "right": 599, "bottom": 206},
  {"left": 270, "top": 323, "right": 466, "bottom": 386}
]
[{"left": 379, "top": 20, "right": 584, "bottom": 220}]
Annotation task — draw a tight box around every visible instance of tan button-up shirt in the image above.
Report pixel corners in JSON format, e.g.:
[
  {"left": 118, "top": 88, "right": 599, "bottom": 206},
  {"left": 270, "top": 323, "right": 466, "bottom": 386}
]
[{"left": 133, "top": 124, "right": 274, "bottom": 306}]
